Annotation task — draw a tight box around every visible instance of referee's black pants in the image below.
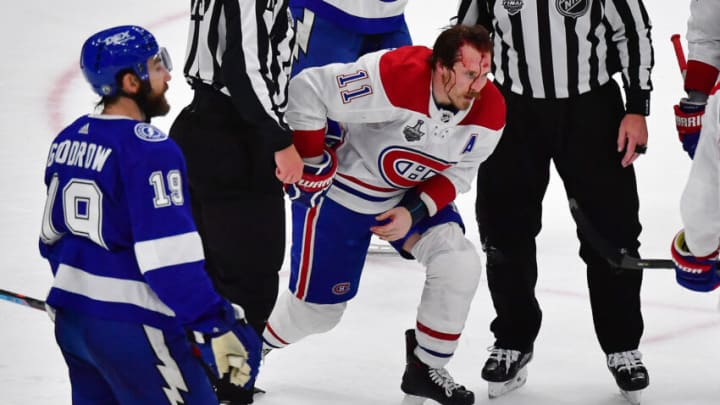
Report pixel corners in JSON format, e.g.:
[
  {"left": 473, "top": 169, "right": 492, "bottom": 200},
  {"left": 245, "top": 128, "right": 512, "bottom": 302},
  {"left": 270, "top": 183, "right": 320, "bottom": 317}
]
[
  {"left": 169, "top": 85, "right": 286, "bottom": 336},
  {"left": 476, "top": 80, "right": 644, "bottom": 355}
]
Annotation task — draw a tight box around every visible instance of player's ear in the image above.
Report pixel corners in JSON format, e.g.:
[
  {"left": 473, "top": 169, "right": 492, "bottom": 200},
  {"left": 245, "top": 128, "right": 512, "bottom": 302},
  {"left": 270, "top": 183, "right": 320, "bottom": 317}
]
[{"left": 119, "top": 72, "right": 141, "bottom": 94}]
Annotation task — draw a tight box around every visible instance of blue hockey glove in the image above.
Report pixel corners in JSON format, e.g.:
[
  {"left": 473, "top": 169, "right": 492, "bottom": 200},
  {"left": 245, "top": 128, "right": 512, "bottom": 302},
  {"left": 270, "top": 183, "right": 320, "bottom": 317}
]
[
  {"left": 190, "top": 301, "right": 262, "bottom": 388},
  {"left": 285, "top": 148, "right": 337, "bottom": 207},
  {"left": 674, "top": 98, "right": 706, "bottom": 159},
  {"left": 671, "top": 230, "right": 720, "bottom": 292}
]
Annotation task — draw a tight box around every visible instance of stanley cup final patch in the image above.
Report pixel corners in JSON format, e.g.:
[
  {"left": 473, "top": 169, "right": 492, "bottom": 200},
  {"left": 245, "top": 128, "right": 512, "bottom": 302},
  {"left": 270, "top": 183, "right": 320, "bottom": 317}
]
[
  {"left": 502, "top": 0, "right": 524, "bottom": 15},
  {"left": 556, "top": 0, "right": 590, "bottom": 18}
]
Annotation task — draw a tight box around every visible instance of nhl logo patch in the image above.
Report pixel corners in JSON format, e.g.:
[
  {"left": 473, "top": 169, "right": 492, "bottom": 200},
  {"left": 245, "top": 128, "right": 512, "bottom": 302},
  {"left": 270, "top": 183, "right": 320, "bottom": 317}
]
[
  {"left": 134, "top": 123, "right": 168, "bottom": 142},
  {"left": 440, "top": 111, "right": 453, "bottom": 123},
  {"left": 556, "top": 0, "right": 589, "bottom": 18},
  {"left": 503, "top": 0, "right": 524, "bottom": 15}
]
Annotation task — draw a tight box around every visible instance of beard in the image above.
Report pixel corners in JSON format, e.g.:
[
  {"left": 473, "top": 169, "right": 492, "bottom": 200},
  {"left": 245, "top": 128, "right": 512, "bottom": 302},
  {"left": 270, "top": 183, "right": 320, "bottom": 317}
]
[
  {"left": 143, "top": 89, "right": 170, "bottom": 118},
  {"left": 134, "top": 81, "right": 170, "bottom": 122}
]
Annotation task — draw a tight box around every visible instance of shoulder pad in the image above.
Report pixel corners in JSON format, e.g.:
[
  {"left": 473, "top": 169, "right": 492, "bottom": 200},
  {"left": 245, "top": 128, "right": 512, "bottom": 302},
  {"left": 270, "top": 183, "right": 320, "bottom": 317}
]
[{"left": 134, "top": 123, "right": 168, "bottom": 142}]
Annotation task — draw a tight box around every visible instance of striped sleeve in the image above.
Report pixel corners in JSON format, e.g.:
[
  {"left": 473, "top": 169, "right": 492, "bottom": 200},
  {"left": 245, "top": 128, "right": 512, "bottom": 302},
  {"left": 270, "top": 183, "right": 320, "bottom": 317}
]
[
  {"left": 184, "top": 0, "right": 295, "bottom": 151},
  {"left": 606, "top": 0, "right": 654, "bottom": 115},
  {"left": 224, "top": 0, "right": 295, "bottom": 150}
]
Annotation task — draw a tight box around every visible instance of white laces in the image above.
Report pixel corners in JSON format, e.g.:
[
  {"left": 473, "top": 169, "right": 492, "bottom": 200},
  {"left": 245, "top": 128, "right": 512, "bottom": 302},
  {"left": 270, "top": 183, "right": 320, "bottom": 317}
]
[
  {"left": 428, "top": 367, "right": 461, "bottom": 397},
  {"left": 607, "top": 350, "right": 643, "bottom": 372},
  {"left": 488, "top": 347, "right": 521, "bottom": 371}
]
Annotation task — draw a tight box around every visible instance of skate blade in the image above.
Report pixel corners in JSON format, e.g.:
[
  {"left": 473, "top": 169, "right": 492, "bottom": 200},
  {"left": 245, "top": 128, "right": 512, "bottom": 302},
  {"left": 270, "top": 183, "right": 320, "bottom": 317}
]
[
  {"left": 488, "top": 366, "right": 528, "bottom": 398},
  {"left": 401, "top": 394, "right": 427, "bottom": 405},
  {"left": 620, "top": 388, "right": 642, "bottom": 405}
]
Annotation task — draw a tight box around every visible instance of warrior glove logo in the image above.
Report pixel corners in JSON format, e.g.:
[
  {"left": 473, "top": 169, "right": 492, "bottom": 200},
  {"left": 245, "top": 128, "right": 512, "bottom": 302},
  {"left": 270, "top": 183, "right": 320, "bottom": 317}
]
[{"left": 296, "top": 176, "right": 333, "bottom": 192}]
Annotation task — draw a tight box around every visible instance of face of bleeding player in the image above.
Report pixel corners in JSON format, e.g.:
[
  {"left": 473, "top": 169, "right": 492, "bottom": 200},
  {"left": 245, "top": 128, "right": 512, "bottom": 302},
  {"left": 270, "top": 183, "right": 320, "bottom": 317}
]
[{"left": 435, "top": 44, "right": 492, "bottom": 111}]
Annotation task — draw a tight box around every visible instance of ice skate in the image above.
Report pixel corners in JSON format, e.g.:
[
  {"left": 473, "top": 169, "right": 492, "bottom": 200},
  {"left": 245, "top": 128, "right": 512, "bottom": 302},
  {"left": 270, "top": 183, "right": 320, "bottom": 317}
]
[
  {"left": 481, "top": 347, "right": 532, "bottom": 398},
  {"left": 215, "top": 373, "right": 267, "bottom": 404},
  {"left": 607, "top": 350, "right": 649, "bottom": 405},
  {"left": 400, "top": 329, "right": 475, "bottom": 405}
]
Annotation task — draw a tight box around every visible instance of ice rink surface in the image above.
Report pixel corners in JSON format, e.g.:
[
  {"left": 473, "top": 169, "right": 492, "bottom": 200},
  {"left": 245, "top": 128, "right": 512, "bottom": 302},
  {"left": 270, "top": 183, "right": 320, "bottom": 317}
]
[{"left": 0, "top": 1, "right": 717, "bottom": 404}]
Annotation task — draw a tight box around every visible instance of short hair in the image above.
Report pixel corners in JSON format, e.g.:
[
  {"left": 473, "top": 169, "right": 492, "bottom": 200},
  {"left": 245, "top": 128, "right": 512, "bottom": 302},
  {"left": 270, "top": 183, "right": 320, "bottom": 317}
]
[{"left": 429, "top": 24, "right": 493, "bottom": 70}]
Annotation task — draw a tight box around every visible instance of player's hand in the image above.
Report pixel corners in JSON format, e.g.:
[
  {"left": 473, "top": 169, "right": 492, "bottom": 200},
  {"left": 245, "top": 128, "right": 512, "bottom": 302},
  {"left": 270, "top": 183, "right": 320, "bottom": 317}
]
[
  {"left": 189, "top": 301, "right": 262, "bottom": 388},
  {"left": 671, "top": 230, "right": 720, "bottom": 292},
  {"left": 617, "top": 114, "right": 648, "bottom": 168},
  {"left": 275, "top": 144, "right": 304, "bottom": 184},
  {"left": 210, "top": 319, "right": 261, "bottom": 387},
  {"left": 285, "top": 148, "right": 337, "bottom": 207},
  {"left": 674, "top": 98, "right": 706, "bottom": 159},
  {"left": 371, "top": 207, "right": 412, "bottom": 242}
]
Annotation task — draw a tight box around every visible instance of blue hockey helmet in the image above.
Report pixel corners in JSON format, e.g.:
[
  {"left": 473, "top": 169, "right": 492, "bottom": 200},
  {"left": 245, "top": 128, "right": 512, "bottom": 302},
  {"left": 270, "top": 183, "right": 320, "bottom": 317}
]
[{"left": 80, "top": 25, "right": 170, "bottom": 97}]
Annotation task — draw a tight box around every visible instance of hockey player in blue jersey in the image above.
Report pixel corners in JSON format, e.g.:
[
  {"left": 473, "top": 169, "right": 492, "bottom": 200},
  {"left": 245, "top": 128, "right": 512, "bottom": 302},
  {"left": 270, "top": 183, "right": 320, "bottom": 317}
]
[
  {"left": 291, "top": 0, "right": 411, "bottom": 77},
  {"left": 39, "top": 25, "right": 261, "bottom": 404}
]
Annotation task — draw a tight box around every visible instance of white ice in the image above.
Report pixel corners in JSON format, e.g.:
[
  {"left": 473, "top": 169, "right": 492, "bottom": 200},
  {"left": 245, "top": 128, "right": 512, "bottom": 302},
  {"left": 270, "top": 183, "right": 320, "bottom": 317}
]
[{"left": 0, "top": 1, "right": 717, "bottom": 404}]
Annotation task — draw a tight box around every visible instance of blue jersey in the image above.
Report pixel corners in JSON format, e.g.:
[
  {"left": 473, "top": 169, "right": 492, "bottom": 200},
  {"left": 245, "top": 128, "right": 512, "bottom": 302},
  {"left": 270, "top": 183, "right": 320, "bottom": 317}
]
[
  {"left": 40, "top": 114, "right": 224, "bottom": 330},
  {"left": 291, "top": 0, "right": 408, "bottom": 34}
]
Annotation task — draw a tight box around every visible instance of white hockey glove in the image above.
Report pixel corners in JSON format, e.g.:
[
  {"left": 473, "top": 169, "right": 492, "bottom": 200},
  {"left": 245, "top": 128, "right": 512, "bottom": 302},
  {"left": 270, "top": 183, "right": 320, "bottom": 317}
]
[{"left": 189, "top": 301, "right": 261, "bottom": 387}]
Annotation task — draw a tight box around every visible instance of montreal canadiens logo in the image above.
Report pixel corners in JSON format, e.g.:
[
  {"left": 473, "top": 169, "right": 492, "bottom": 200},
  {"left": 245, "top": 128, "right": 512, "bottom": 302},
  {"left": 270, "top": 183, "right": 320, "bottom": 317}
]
[
  {"left": 378, "top": 146, "right": 453, "bottom": 188},
  {"left": 332, "top": 282, "right": 351, "bottom": 295},
  {"left": 134, "top": 123, "right": 168, "bottom": 142}
]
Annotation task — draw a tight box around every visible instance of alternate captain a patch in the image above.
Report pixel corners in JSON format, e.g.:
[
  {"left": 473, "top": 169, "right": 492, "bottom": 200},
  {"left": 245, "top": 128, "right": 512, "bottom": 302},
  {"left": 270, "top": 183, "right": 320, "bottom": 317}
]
[{"left": 134, "top": 123, "right": 168, "bottom": 142}]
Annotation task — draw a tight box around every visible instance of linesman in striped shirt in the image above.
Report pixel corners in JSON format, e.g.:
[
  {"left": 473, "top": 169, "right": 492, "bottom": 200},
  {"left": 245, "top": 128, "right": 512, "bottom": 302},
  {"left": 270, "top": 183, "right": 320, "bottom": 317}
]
[
  {"left": 457, "top": 0, "right": 653, "bottom": 402},
  {"left": 169, "top": 1, "right": 304, "bottom": 402}
]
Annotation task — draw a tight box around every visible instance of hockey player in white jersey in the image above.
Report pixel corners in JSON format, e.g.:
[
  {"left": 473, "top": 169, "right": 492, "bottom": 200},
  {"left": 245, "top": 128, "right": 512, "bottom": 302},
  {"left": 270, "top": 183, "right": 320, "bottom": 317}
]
[
  {"left": 671, "top": 80, "right": 720, "bottom": 292},
  {"left": 40, "top": 25, "right": 262, "bottom": 404},
  {"left": 674, "top": 0, "right": 720, "bottom": 158},
  {"left": 262, "top": 24, "right": 505, "bottom": 405}
]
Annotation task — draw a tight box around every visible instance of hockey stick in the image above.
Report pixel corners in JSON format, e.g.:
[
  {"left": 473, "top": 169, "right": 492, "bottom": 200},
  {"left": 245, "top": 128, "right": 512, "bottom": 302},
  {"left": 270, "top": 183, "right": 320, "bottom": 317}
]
[
  {"left": 670, "top": 34, "right": 687, "bottom": 79},
  {"left": 568, "top": 199, "right": 675, "bottom": 269},
  {"left": 0, "top": 288, "right": 46, "bottom": 311},
  {"left": 368, "top": 242, "right": 398, "bottom": 255}
]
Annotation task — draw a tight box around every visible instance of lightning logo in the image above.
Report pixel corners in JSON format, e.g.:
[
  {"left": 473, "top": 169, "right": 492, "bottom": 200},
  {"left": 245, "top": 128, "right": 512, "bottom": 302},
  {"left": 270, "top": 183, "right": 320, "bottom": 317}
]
[
  {"left": 292, "top": 9, "right": 315, "bottom": 62},
  {"left": 144, "top": 325, "right": 189, "bottom": 404}
]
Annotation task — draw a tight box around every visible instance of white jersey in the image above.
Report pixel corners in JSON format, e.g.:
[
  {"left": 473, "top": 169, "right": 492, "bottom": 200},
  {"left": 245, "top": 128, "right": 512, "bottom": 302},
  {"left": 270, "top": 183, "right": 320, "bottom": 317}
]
[
  {"left": 288, "top": 46, "right": 505, "bottom": 215},
  {"left": 681, "top": 83, "right": 720, "bottom": 256},
  {"left": 687, "top": 0, "right": 720, "bottom": 70}
]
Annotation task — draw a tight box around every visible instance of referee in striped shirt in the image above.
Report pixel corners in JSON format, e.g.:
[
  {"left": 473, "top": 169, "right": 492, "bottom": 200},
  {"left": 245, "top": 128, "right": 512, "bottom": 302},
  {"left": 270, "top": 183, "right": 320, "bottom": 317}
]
[
  {"left": 457, "top": 0, "right": 653, "bottom": 399},
  {"left": 169, "top": 1, "right": 303, "bottom": 403}
]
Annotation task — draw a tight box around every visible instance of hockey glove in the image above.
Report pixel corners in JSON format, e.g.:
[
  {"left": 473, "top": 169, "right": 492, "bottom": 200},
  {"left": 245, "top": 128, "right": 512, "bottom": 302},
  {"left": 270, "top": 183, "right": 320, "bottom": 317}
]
[
  {"left": 285, "top": 148, "right": 337, "bottom": 207},
  {"left": 670, "top": 230, "right": 720, "bottom": 292},
  {"left": 190, "top": 301, "right": 262, "bottom": 387},
  {"left": 674, "top": 98, "right": 706, "bottom": 159}
]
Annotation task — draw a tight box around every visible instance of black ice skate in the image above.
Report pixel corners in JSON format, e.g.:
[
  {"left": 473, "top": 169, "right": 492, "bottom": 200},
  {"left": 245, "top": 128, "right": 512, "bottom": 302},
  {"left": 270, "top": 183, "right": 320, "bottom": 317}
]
[
  {"left": 400, "top": 329, "right": 474, "bottom": 405},
  {"left": 215, "top": 373, "right": 266, "bottom": 404},
  {"left": 481, "top": 347, "right": 533, "bottom": 398},
  {"left": 607, "top": 350, "right": 649, "bottom": 405}
]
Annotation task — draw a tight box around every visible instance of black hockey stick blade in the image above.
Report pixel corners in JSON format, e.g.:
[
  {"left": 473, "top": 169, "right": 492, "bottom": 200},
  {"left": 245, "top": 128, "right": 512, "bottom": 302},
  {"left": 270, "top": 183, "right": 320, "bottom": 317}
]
[
  {"left": 0, "top": 288, "right": 46, "bottom": 311},
  {"left": 568, "top": 198, "right": 675, "bottom": 270}
]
